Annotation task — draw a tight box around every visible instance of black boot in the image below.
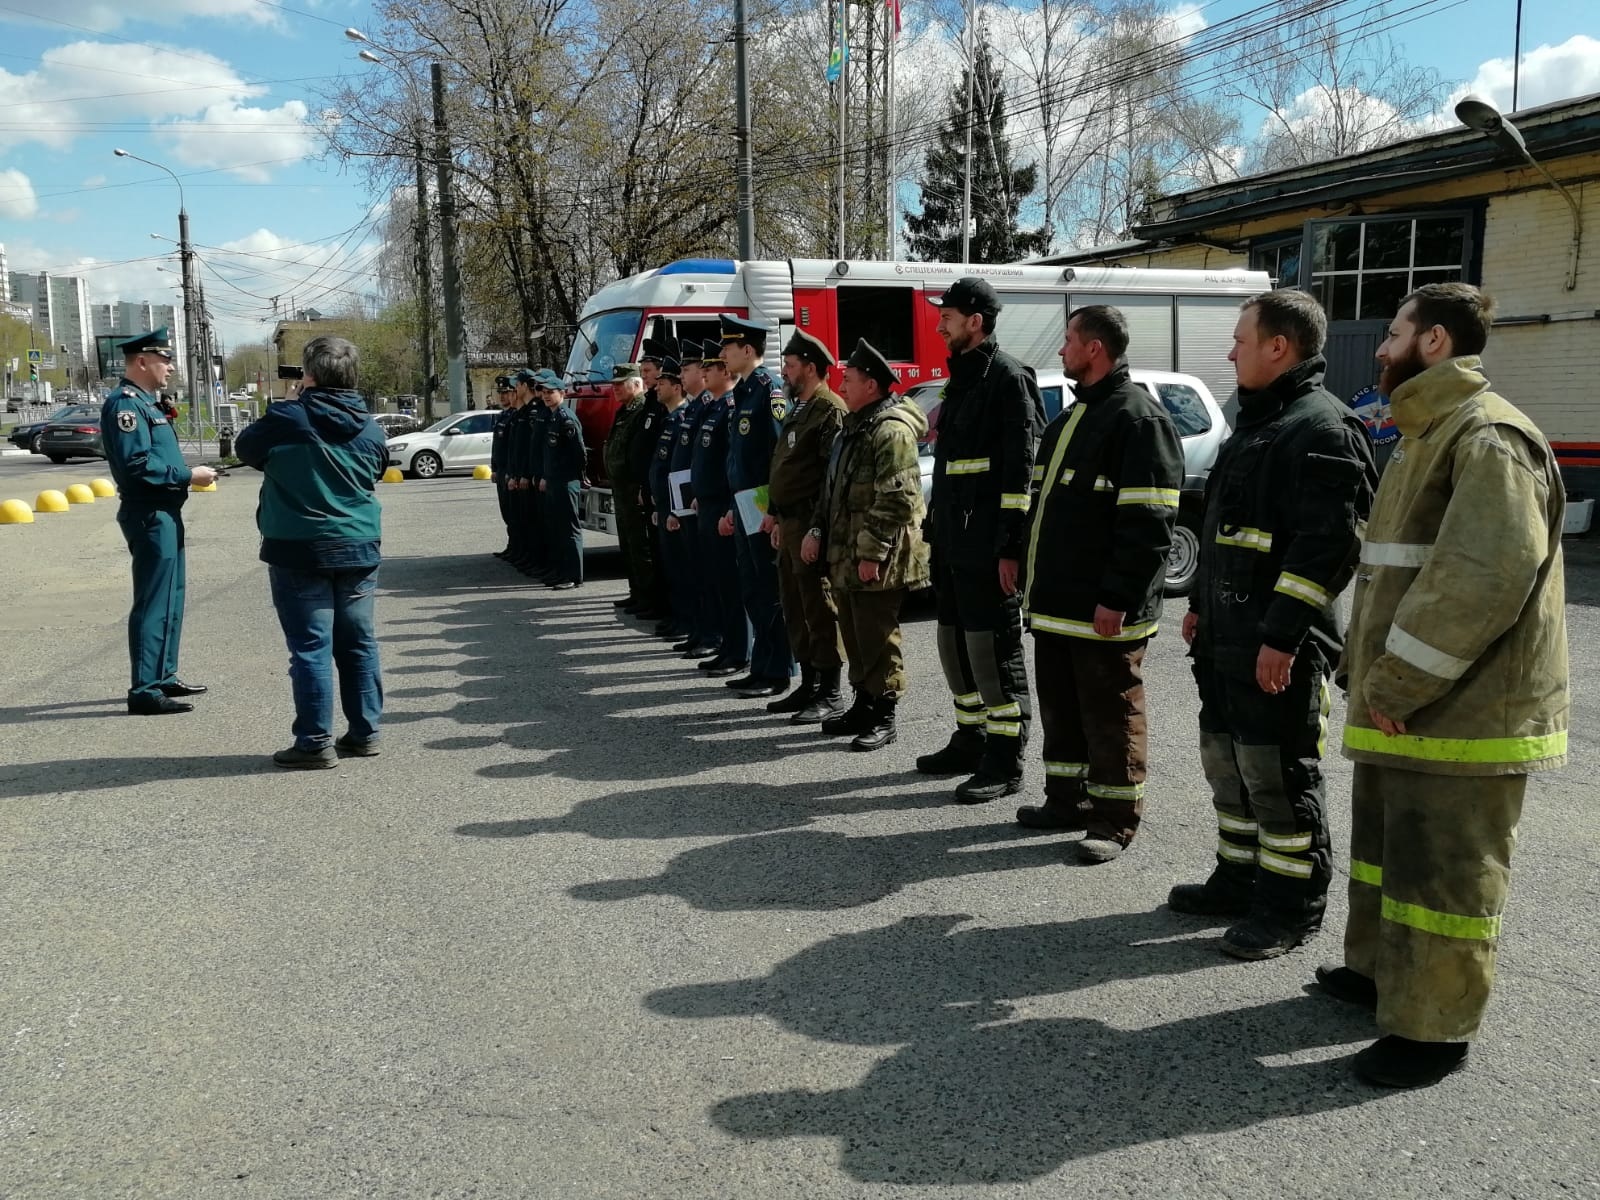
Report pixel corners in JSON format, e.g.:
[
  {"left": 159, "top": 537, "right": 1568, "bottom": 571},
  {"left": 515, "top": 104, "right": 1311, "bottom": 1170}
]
[
  {"left": 954, "top": 736, "right": 1025, "bottom": 804},
  {"left": 766, "top": 665, "right": 817, "bottom": 714},
  {"left": 1315, "top": 964, "right": 1378, "bottom": 1009},
  {"left": 820, "top": 688, "right": 873, "bottom": 737},
  {"left": 851, "top": 694, "right": 897, "bottom": 752},
  {"left": 1220, "top": 914, "right": 1320, "bottom": 960},
  {"left": 1015, "top": 790, "right": 1087, "bottom": 832},
  {"left": 915, "top": 726, "right": 986, "bottom": 775},
  {"left": 1168, "top": 862, "right": 1255, "bottom": 917},
  {"left": 793, "top": 666, "right": 845, "bottom": 724},
  {"left": 1353, "top": 1036, "right": 1469, "bottom": 1089},
  {"left": 1220, "top": 871, "right": 1326, "bottom": 960}
]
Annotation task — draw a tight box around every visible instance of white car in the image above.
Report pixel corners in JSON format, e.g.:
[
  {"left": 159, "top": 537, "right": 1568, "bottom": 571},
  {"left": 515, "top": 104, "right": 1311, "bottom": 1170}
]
[
  {"left": 386, "top": 410, "right": 498, "bottom": 478},
  {"left": 909, "top": 369, "right": 1229, "bottom": 596}
]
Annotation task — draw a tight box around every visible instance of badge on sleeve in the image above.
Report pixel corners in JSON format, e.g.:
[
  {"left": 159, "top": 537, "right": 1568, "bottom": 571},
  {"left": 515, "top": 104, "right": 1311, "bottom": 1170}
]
[
  {"left": 737, "top": 416, "right": 751, "bottom": 435},
  {"left": 116, "top": 410, "right": 138, "bottom": 433},
  {"left": 771, "top": 398, "right": 787, "bottom": 422}
]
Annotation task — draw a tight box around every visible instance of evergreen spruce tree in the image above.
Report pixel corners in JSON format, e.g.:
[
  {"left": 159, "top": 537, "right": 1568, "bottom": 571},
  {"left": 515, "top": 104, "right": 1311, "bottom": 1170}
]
[{"left": 906, "top": 38, "right": 1050, "bottom": 263}]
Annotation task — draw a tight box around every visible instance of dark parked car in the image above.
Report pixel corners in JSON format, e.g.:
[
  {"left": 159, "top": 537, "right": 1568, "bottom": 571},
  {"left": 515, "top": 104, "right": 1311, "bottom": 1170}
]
[
  {"left": 38, "top": 414, "right": 105, "bottom": 463},
  {"left": 8, "top": 404, "right": 98, "bottom": 454}
]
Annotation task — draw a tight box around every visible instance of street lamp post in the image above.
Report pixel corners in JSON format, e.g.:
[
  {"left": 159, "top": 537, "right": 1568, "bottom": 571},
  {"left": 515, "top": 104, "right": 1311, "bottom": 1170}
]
[
  {"left": 112, "top": 148, "right": 207, "bottom": 425},
  {"left": 1455, "top": 93, "right": 1584, "bottom": 291}
]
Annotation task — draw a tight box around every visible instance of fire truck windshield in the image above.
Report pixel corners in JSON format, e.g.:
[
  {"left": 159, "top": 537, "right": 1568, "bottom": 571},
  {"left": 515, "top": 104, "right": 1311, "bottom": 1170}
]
[{"left": 565, "top": 309, "right": 643, "bottom": 384}]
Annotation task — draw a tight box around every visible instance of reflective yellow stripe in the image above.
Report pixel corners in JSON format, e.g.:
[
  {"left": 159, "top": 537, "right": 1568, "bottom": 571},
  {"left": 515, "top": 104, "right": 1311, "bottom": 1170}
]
[
  {"left": 985, "top": 719, "right": 1022, "bottom": 737},
  {"left": 1350, "top": 859, "right": 1382, "bottom": 886},
  {"left": 988, "top": 701, "right": 1023, "bottom": 719},
  {"left": 1093, "top": 475, "right": 1115, "bottom": 491},
  {"left": 1000, "top": 493, "right": 1031, "bottom": 511},
  {"left": 1031, "top": 465, "right": 1045, "bottom": 482},
  {"left": 946, "top": 457, "right": 991, "bottom": 475},
  {"left": 1343, "top": 726, "right": 1567, "bottom": 765},
  {"left": 1216, "top": 813, "right": 1259, "bottom": 835},
  {"left": 1117, "top": 487, "right": 1180, "bottom": 507},
  {"left": 1217, "top": 839, "right": 1258, "bottom": 865},
  {"left": 1386, "top": 624, "right": 1474, "bottom": 681},
  {"left": 1382, "top": 896, "right": 1501, "bottom": 940},
  {"left": 1258, "top": 830, "right": 1313, "bottom": 852},
  {"left": 956, "top": 709, "right": 987, "bottom": 726},
  {"left": 1045, "top": 761, "right": 1088, "bottom": 778},
  {"left": 1361, "top": 541, "right": 1431, "bottom": 568},
  {"left": 1086, "top": 782, "right": 1145, "bottom": 801},
  {"left": 1216, "top": 526, "right": 1273, "bottom": 552},
  {"left": 953, "top": 691, "right": 982, "bottom": 707},
  {"left": 1274, "top": 572, "right": 1332, "bottom": 607},
  {"left": 1023, "top": 404, "right": 1088, "bottom": 613},
  {"left": 1317, "top": 676, "right": 1330, "bottom": 758},
  {"left": 1259, "top": 849, "right": 1313, "bottom": 878},
  {"left": 1028, "top": 612, "right": 1159, "bottom": 642}
]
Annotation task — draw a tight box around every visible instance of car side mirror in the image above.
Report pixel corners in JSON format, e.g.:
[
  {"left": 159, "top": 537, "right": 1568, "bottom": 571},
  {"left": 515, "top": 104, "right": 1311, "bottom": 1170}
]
[{"left": 441, "top": 426, "right": 460, "bottom": 435}]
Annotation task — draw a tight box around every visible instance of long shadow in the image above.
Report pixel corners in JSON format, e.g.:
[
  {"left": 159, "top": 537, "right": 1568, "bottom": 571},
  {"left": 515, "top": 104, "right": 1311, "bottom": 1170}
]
[{"left": 1, "top": 753, "right": 277, "bottom": 798}]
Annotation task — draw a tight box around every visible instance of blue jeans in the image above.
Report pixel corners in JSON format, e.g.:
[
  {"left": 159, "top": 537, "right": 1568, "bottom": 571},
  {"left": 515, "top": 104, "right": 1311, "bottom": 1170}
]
[{"left": 268, "top": 564, "right": 384, "bottom": 750}]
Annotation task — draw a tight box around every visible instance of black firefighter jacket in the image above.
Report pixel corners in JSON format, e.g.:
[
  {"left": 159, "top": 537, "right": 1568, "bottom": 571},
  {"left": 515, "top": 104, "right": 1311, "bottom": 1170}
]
[
  {"left": 1190, "top": 355, "right": 1377, "bottom": 677},
  {"left": 1022, "top": 364, "right": 1183, "bottom": 641},
  {"left": 928, "top": 337, "right": 1045, "bottom": 566}
]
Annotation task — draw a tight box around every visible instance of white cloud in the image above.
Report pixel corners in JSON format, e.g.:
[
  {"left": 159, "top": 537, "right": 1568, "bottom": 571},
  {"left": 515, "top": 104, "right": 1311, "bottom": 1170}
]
[
  {"left": 0, "top": 168, "right": 38, "bottom": 219},
  {"left": 165, "top": 99, "right": 333, "bottom": 181},
  {"left": 0, "top": 0, "right": 277, "bottom": 33},
  {"left": 1447, "top": 34, "right": 1600, "bottom": 114}
]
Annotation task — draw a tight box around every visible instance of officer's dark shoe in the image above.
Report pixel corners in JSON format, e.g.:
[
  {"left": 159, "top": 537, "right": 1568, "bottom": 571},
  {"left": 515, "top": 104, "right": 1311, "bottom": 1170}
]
[
  {"left": 850, "top": 695, "right": 897, "bottom": 751},
  {"left": 1075, "top": 835, "right": 1126, "bottom": 864},
  {"left": 684, "top": 643, "right": 721, "bottom": 660},
  {"left": 792, "top": 668, "right": 845, "bottom": 724},
  {"left": 767, "top": 666, "right": 817, "bottom": 714},
  {"left": 705, "top": 659, "right": 748, "bottom": 678},
  {"left": 335, "top": 735, "right": 381, "bottom": 758},
  {"left": 1167, "top": 878, "right": 1254, "bottom": 918},
  {"left": 672, "top": 637, "right": 697, "bottom": 653},
  {"left": 273, "top": 745, "right": 338, "bottom": 770},
  {"left": 160, "top": 679, "right": 207, "bottom": 697},
  {"left": 653, "top": 621, "right": 676, "bottom": 637},
  {"left": 736, "top": 676, "right": 789, "bottom": 699},
  {"left": 1352, "top": 1036, "right": 1469, "bottom": 1089},
  {"left": 128, "top": 694, "right": 193, "bottom": 716},
  {"left": 547, "top": 580, "right": 579, "bottom": 591},
  {"left": 915, "top": 727, "right": 986, "bottom": 775},
  {"left": 1314, "top": 964, "right": 1379, "bottom": 1009},
  {"left": 612, "top": 595, "right": 636, "bottom": 608},
  {"left": 953, "top": 768, "right": 1024, "bottom": 804},
  {"left": 1220, "top": 916, "right": 1319, "bottom": 960},
  {"left": 724, "top": 673, "right": 759, "bottom": 689},
  {"left": 821, "top": 689, "right": 874, "bottom": 737},
  {"left": 1014, "top": 794, "right": 1086, "bottom": 832}
]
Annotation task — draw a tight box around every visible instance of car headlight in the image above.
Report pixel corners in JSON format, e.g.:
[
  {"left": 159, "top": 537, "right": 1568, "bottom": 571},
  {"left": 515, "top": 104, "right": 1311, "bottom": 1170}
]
[{"left": 388, "top": 442, "right": 408, "bottom": 452}]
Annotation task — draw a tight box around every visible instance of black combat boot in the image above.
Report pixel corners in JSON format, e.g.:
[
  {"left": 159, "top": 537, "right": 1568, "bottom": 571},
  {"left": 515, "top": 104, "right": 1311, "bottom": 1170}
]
[
  {"left": 821, "top": 688, "right": 873, "bottom": 737},
  {"left": 792, "top": 666, "right": 845, "bottom": 724},
  {"left": 766, "top": 665, "right": 817, "bottom": 714},
  {"left": 1219, "top": 875, "right": 1326, "bottom": 961},
  {"left": 851, "top": 694, "right": 897, "bottom": 752},
  {"left": 1015, "top": 790, "right": 1087, "bottom": 832},
  {"left": 1167, "top": 862, "right": 1256, "bottom": 918},
  {"left": 915, "top": 726, "right": 986, "bottom": 775},
  {"left": 1353, "top": 1036, "right": 1469, "bottom": 1089},
  {"left": 953, "top": 736, "right": 1025, "bottom": 804}
]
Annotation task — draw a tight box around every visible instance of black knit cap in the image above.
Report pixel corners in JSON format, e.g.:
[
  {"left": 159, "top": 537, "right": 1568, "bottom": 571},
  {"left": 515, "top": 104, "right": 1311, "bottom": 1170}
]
[{"left": 927, "top": 276, "right": 1003, "bottom": 317}]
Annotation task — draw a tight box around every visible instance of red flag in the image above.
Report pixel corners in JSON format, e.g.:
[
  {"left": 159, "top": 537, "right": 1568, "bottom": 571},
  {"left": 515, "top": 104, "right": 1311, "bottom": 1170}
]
[{"left": 887, "top": 0, "right": 901, "bottom": 35}]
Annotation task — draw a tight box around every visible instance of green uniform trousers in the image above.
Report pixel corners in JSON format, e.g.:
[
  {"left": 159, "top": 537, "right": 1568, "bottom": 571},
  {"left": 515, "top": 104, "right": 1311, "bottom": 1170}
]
[
  {"left": 776, "top": 516, "right": 843, "bottom": 670},
  {"left": 1344, "top": 762, "right": 1525, "bottom": 1043},
  {"left": 612, "top": 483, "right": 655, "bottom": 602},
  {"left": 117, "top": 504, "right": 187, "bottom": 703},
  {"left": 836, "top": 587, "right": 906, "bottom": 699}
]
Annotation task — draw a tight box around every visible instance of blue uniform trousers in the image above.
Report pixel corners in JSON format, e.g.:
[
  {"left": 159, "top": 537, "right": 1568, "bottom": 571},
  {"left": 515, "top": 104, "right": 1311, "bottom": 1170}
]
[
  {"left": 675, "top": 513, "right": 718, "bottom": 649},
  {"left": 699, "top": 499, "right": 748, "bottom": 663},
  {"left": 543, "top": 481, "right": 584, "bottom": 584},
  {"left": 117, "top": 504, "right": 186, "bottom": 702},
  {"left": 520, "top": 487, "right": 548, "bottom": 568},
  {"left": 735, "top": 527, "right": 794, "bottom": 681}
]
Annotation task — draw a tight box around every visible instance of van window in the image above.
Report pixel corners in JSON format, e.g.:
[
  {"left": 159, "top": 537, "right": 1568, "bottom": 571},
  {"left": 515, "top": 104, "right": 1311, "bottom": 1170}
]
[
  {"left": 837, "top": 285, "right": 915, "bottom": 362},
  {"left": 671, "top": 317, "right": 722, "bottom": 354},
  {"left": 1155, "top": 382, "right": 1211, "bottom": 436},
  {"left": 1040, "top": 385, "right": 1065, "bottom": 422}
]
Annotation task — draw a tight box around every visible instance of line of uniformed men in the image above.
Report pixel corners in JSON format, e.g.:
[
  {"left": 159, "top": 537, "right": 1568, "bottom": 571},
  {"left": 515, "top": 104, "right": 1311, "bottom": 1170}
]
[{"left": 489, "top": 367, "right": 586, "bottom": 590}]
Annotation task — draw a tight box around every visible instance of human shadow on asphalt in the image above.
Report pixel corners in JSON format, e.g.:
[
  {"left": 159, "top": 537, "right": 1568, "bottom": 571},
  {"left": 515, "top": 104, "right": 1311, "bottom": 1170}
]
[
  {"left": 566, "top": 822, "right": 1080, "bottom": 911},
  {"left": 0, "top": 698, "right": 132, "bottom": 722},
  {"left": 0, "top": 753, "right": 275, "bottom": 797}
]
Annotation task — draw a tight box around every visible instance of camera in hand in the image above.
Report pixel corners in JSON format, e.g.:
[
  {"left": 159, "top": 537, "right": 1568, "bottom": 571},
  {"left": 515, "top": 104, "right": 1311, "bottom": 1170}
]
[{"left": 278, "top": 364, "right": 304, "bottom": 381}]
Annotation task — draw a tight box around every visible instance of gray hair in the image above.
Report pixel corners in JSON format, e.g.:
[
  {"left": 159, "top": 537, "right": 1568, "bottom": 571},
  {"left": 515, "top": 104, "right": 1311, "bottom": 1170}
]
[{"left": 303, "top": 336, "right": 359, "bottom": 390}]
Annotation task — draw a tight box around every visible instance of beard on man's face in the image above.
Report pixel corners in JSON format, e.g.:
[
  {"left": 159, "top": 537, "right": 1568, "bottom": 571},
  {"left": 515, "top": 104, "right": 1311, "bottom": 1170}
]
[{"left": 1380, "top": 343, "right": 1428, "bottom": 396}]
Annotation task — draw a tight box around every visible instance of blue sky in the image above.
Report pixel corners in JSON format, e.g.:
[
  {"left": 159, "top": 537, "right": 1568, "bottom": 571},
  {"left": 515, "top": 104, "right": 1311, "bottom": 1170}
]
[{"left": 0, "top": 0, "right": 1596, "bottom": 351}]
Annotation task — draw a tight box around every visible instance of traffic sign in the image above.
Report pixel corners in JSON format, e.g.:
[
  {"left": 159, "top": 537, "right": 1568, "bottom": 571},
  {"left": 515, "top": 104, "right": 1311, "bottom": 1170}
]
[
  {"left": 25, "top": 348, "right": 41, "bottom": 363},
  {"left": 41, "top": 354, "right": 57, "bottom": 370}
]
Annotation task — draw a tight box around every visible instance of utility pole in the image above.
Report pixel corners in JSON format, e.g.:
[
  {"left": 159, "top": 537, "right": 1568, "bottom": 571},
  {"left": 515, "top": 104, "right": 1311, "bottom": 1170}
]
[
  {"left": 177, "top": 208, "right": 204, "bottom": 426},
  {"left": 886, "top": 2, "right": 897, "bottom": 259},
  {"left": 431, "top": 63, "right": 468, "bottom": 413},
  {"left": 835, "top": 0, "right": 849, "bottom": 259},
  {"left": 960, "top": 0, "right": 975, "bottom": 264},
  {"left": 413, "top": 126, "right": 436, "bottom": 424},
  {"left": 733, "top": 0, "right": 756, "bottom": 259}
]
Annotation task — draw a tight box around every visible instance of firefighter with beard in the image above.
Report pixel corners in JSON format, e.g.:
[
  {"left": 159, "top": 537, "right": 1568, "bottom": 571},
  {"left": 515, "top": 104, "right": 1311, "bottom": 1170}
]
[
  {"left": 1324, "top": 283, "right": 1568, "bottom": 1090},
  {"left": 1169, "top": 289, "right": 1376, "bottom": 962},
  {"left": 916, "top": 277, "right": 1046, "bottom": 804}
]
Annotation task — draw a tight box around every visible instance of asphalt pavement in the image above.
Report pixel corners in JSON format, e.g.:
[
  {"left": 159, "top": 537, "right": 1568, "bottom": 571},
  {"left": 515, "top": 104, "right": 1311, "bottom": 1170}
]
[{"left": 1, "top": 467, "right": 1596, "bottom": 1200}]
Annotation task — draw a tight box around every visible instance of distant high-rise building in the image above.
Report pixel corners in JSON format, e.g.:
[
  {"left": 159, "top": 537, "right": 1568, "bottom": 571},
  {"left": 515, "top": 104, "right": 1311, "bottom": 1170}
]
[
  {"left": 0, "top": 244, "right": 9, "bottom": 303},
  {"left": 7, "top": 269, "right": 93, "bottom": 365},
  {"left": 86, "top": 296, "right": 187, "bottom": 378}
]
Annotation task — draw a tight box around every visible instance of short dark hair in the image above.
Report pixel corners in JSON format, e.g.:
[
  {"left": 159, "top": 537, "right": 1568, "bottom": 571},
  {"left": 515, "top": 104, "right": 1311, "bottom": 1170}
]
[
  {"left": 1244, "top": 288, "right": 1327, "bottom": 359},
  {"left": 1068, "top": 305, "right": 1129, "bottom": 360},
  {"left": 1403, "top": 282, "right": 1495, "bottom": 356},
  {"left": 302, "top": 335, "right": 359, "bottom": 389}
]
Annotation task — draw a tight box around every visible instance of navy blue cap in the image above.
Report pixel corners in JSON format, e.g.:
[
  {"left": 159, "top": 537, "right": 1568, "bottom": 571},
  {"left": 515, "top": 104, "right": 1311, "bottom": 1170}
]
[
  {"left": 640, "top": 338, "right": 664, "bottom": 364},
  {"left": 117, "top": 326, "right": 174, "bottom": 358},
  {"left": 494, "top": 375, "right": 514, "bottom": 392},
  {"left": 718, "top": 313, "right": 768, "bottom": 351}
]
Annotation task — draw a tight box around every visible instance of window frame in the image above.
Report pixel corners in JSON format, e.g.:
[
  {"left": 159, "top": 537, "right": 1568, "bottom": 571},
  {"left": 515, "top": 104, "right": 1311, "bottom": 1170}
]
[{"left": 835, "top": 284, "right": 918, "bottom": 363}]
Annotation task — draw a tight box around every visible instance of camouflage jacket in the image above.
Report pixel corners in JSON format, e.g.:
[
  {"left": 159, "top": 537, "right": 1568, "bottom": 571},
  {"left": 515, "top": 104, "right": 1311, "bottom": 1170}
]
[{"left": 813, "top": 396, "right": 930, "bottom": 592}]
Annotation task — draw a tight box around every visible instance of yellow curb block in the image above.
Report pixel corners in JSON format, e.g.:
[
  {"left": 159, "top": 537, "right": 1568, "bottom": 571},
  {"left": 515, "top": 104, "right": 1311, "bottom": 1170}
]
[
  {"left": 65, "top": 483, "right": 96, "bottom": 504},
  {"left": 381, "top": 467, "right": 404, "bottom": 483},
  {"left": 35, "top": 489, "right": 69, "bottom": 513},
  {"left": 191, "top": 482, "right": 218, "bottom": 492},
  {"left": 472, "top": 464, "right": 492, "bottom": 480},
  {"left": 90, "top": 478, "right": 117, "bottom": 497},
  {"left": 0, "top": 498, "right": 33, "bottom": 524}
]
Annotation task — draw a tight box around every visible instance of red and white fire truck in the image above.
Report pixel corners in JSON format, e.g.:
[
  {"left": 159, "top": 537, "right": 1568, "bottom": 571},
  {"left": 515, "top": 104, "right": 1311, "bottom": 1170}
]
[{"left": 564, "top": 257, "right": 1271, "bottom": 533}]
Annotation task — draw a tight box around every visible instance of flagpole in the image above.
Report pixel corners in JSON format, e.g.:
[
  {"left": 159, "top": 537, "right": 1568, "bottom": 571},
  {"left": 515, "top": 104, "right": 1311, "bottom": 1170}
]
[
  {"left": 836, "top": 0, "right": 849, "bottom": 259},
  {"left": 885, "top": 0, "right": 896, "bottom": 258}
]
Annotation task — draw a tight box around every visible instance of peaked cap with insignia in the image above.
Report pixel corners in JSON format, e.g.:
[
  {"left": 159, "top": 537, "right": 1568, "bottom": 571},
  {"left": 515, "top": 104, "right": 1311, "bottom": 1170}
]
[
  {"left": 781, "top": 328, "right": 834, "bottom": 372},
  {"left": 117, "top": 327, "right": 174, "bottom": 359},
  {"left": 846, "top": 339, "right": 899, "bottom": 393}
]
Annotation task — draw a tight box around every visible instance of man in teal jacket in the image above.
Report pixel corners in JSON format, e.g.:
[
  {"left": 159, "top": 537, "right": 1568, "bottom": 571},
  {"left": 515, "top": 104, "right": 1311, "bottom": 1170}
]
[{"left": 235, "top": 335, "right": 389, "bottom": 769}]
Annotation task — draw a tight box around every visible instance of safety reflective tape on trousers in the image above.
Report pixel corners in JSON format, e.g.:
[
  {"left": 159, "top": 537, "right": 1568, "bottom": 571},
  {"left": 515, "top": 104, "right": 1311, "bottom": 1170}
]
[
  {"left": 1386, "top": 623, "right": 1474, "bottom": 680},
  {"left": 1216, "top": 813, "right": 1259, "bottom": 835},
  {"left": 1045, "top": 761, "right": 1088, "bottom": 777},
  {"left": 1217, "top": 839, "right": 1257, "bottom": 864},
  {"left": 1383, "top": 896, "right": 1502, "bottom": 941},
  {"left": 1343, "top": 725, "right": 1567, "bottom": 764},
  {"left": 1361, "top": 541, "right": 1431, "bottom": 568},
  {"left": 1087, "top": 782, "right": 1145, "bottom": 801},
  {"left": 1259, "top": 849, "right": 1313, "bottom": 878},
  {"left": 956, "top": 709, "right": 986, "bottom": 725},
  {"left": 1027, "top": 612, "right": 1159, "bottom": 642},
  {"left": 1117, "top": 487, "right": 1179, "bottom": 508},
  {"left": 988, "top": 701, "right": 1023, "bottom": 719},
  {"left": 945, "top": 458, "right": 991, "bottom": 475},
  {"left": 1349, "top": 859, "right": 1382, "bottom": 886},
  {"left": 1274, "top": 572, "right": 1332, "bottom": 607},
  {"left": 1258, "top": 829, "right": 1314, "bottom": 852},
  {"left": 985, "top": 719, "right": 1022, "bottom": 737},
  {"left": 953, "top": 691, "right": 982, "bottom": 707},
  {"left": 1216, "top": 526, "right": 1272, "bottom": 552}
]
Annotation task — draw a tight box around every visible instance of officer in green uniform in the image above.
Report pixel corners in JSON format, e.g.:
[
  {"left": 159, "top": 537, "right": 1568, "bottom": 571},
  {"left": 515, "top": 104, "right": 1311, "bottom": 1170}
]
[
  {"left": 101, "top": 328, "right": 217, "bottom": 715},
  {"left": 535, "top": 369, "right": 586, "bottom": 589}
]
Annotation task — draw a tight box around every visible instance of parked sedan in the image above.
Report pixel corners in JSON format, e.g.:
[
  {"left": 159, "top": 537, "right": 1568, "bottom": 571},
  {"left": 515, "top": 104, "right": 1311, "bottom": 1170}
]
[
  {"left": 373, "top": 412, "right": 424, "bottom": 439},
  {"left": 910, "top": 369, "right": 1228, "bottom": 596},
  {"left": 8, "top": 403, "right": 99, "bottom": 455},
  {"left": 385, "top": 410, "right": 497, "bottom": 478},
  {"left": 38, "top": 414, "right": 105, "bottom": 463}
]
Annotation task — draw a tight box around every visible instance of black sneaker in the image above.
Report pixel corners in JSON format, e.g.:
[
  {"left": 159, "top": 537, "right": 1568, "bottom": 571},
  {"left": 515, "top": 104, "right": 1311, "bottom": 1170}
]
[
  {"left": 273, "top": 745, "right": 337, "bottom": 770},
  {"left": 1314, "top": 964, "right": 1378, "bottom": 1009},
  {"left": 1352, "top": 1036, "right": 1468, "bottom": 1089},
  {"left": 335, "top": 736, "right": 381, "bottom": 758}
]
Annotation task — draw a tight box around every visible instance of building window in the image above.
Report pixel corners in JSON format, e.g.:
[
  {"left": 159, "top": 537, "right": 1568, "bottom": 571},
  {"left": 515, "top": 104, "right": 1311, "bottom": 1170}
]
[
  {"left": 1307, "top": 214, "right": 1468, "bottom": 320},
  {"left": 1250, "top": 238, "right": 1302, "bottom": 288},
  {"left": 837, "top": 285, "right": 915, "bottom": 362}
]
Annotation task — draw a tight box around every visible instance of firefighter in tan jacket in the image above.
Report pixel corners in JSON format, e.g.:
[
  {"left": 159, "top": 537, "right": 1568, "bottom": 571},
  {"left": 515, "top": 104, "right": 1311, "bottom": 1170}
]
[{"left": 1322, "top": 284, "right": 1569, "bottom": 1090}]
